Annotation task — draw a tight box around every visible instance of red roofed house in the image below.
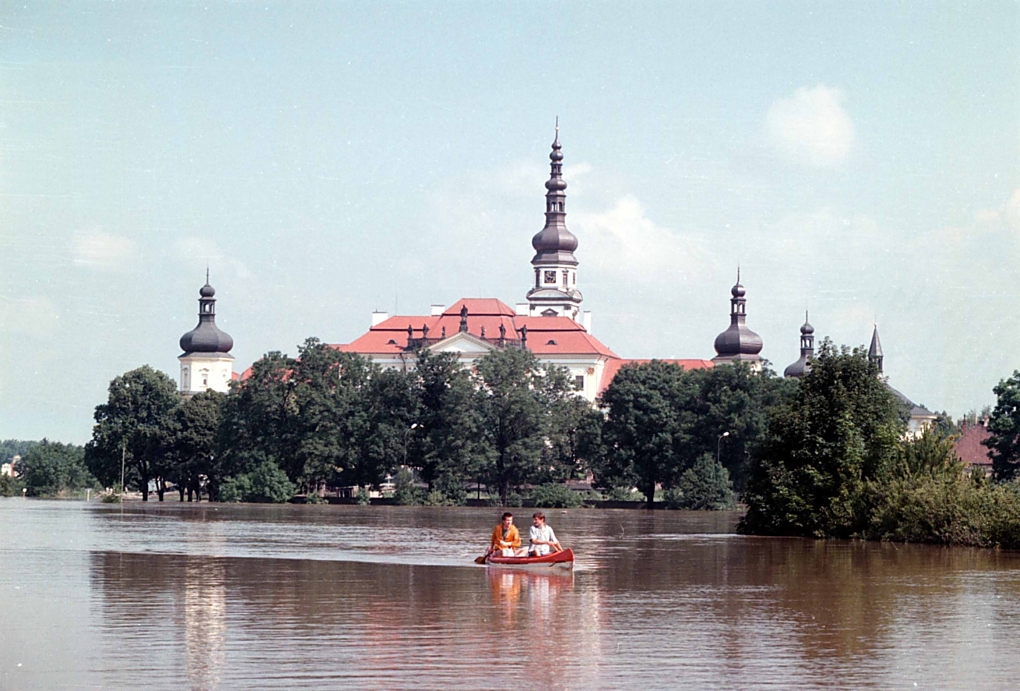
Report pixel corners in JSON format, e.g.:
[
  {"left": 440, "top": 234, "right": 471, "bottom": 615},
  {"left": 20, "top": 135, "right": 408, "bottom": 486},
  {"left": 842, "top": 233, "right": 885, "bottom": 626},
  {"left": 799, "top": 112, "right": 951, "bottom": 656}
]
[
  {"left": 333, "top": 126, "right": 714, "bottom": 401},
  {"left": 955, "top": 420, "right": 994, "bottom": 475}
]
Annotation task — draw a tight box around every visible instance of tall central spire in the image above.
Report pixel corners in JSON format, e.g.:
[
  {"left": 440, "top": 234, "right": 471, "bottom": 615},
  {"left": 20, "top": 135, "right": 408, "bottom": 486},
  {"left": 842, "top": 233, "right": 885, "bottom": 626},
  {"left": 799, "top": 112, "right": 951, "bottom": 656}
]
[
  {"left": 712, "top": 269, "right": 764, "bottom": 368},
  {"left": 526, "top": 121, "right": 583, "bottom": 322}
]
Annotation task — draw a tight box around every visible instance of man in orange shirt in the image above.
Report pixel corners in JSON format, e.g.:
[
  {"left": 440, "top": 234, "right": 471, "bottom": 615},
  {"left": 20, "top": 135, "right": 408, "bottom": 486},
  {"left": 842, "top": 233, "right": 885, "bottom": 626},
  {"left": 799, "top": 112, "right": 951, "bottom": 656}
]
[{"left": 486, "top": 512, "right": 523, "bottom": 557}]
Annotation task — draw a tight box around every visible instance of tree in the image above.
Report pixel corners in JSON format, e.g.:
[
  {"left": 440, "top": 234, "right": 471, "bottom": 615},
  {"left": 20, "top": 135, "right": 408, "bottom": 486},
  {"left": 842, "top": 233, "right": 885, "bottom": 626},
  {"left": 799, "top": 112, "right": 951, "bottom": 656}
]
[
  {"left": 162, "top": 391, "right": 225, "bottom": 501},
  {"left": 474, "top": 348, "right": 573, "bottom": 505},
  {"left": 85, "top": 366, "right": 180, "bottom": 501},
  {"left": 218, "top": 350, "right": 298, "bottom": 485},
  {"left": 409, "top": 349, "right": 480, "bottom": 502},
  {"left": 219, "top": 456, "right": 295, "bottom": 503},
  {"left": 598, "top": 361, "right": 700, "bottom": 509},
  {"left": 686, "top": 364, "right": 794, "bottom": 491},
  {"left": 664, "top": 453, "right": 736, "bottom": 510},
  {"left": 19, "top": 440, "right": 96, "bottom": 497},
  {"left": 985, "top": 371, "right": 1020, "bottom": 481},
  {"left": 739, "top": 340, "right": 904, "bottom": 538}
]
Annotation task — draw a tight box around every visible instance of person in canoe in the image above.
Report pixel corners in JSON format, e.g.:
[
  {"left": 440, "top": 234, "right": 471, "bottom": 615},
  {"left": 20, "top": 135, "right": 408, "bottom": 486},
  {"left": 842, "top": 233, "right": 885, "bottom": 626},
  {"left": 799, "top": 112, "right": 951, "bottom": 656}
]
[
  {"left": 486, "top": 512, "right": 524, "bottom": 557},
  {"left": 528, "top": 512, "right": 562, "bottom": 557}
]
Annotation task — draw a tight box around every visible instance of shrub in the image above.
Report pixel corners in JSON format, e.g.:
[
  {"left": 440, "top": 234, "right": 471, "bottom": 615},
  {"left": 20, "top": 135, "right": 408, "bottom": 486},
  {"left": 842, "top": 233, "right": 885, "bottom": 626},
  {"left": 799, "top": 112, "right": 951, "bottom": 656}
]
[
  {"left": 529, "top": 483, "right": 584, "bottom": 509},
  {"left": 665, "top": 455, "right": 737, "bottom": 510},
  {"left": 602, "top": 485, "right": 641, "bottom": 502},
  {"left": 423, "top": 490, "right": 458, "bottom": 506},
  {"left": 304, "top": 492, "right": 326, "bottom": 505},
  {"left": 0, "top": 474, "right": 17, "bottom": 497},
  {"left": 356, "top": 486, "right": 371, "bottom": 505},
  {"left": 219, "top": 460, "right": 294, "bottom": 503},
  {"left": 393, "top": 468, "right": 423, "bottom": 506},
  {"left": 100, "top": 491, "right": 121, "bottom": 504}
]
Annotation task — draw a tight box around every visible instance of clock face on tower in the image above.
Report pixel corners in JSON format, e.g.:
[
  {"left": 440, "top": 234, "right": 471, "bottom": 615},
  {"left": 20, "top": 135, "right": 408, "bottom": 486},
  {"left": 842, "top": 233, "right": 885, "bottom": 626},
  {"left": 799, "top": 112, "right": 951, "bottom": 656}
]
[{"left": 544, "top": 270, "right": 556, "bottom": 284}]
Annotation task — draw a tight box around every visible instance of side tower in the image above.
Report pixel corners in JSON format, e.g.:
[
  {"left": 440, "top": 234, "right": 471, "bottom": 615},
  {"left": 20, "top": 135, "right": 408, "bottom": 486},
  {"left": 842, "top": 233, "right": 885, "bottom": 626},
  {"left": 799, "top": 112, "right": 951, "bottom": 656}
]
[
  {"left": 178, "top": 272, "right": 234, "bottom": 395},
  {"left": 712, "top": 269, "right": 763, "bottom": 369},
  {"left": 526, "top": 121, "right": 583, "bottom": 322},
  {"left": 783, "top": 312, "right": 814, "bottom": 378},
  {"left": 868, "top": 324, "right": 884, "bottom": 374}
]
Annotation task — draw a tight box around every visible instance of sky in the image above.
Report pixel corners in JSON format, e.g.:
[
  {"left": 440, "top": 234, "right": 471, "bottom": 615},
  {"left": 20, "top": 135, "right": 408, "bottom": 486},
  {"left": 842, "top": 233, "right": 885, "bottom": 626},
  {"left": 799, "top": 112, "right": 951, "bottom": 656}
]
[{"left": 1, "top": 1, "right": 1018, "bottom": 444}]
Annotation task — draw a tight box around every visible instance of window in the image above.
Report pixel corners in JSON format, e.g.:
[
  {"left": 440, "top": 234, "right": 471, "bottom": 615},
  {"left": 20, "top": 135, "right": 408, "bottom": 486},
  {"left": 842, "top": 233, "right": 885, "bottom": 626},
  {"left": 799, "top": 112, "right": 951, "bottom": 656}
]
[
  {"left": 544, "top": 270, "right": 556, "bottom": 284},
  {"left": 574, "top": 375, "right": 584, "bottom": 390},
  {"left": 562, "top": 270, "right": 569, "bottom": 287}
]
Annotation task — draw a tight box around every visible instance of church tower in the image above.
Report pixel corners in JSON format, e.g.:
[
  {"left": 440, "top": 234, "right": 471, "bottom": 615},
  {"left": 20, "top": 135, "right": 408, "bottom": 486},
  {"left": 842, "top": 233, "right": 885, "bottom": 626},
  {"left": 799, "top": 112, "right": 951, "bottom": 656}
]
[
  {"left": 783, "top": 312, "right": 814, "bottom": 378},
  {"left": 712, "top": 269, "right": 763, "bottom": 369},
  {"left": 526, "top": 121, "right": 584, "bottom": 322},
  {"left": 868, "top": 323, "right": 884, "bottom": 374},
  {"left": 178, "top": 272, "right": 234, "bottom": 395}
]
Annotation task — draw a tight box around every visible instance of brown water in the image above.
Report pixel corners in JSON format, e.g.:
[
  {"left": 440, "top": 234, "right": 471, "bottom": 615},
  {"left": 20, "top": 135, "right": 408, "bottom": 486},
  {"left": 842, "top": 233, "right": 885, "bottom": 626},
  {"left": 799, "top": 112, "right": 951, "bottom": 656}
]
[{"left": 3, "top": 500, "right": 1020, "bottom": 690}]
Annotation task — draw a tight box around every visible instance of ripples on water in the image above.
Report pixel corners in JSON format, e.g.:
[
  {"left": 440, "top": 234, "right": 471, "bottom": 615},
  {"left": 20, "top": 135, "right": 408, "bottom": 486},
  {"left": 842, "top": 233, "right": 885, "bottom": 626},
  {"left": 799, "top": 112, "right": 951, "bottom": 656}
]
[{"left": 3, "top": 500, "right": 1020, "bottom": 690}]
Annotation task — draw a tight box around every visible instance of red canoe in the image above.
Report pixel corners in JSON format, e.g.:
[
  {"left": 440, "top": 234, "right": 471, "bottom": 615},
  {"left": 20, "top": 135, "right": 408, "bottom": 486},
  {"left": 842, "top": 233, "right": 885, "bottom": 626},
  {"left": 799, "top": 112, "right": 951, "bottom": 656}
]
[{"left": 485, "top": 548, "right": 574, "bottom": 570}]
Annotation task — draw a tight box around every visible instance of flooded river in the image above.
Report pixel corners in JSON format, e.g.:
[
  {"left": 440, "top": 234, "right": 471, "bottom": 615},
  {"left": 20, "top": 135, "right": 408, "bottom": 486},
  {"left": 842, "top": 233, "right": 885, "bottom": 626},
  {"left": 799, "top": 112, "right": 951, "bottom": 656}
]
[{"left": 3, "top": 500, "right": 1020, "bottom": 690}]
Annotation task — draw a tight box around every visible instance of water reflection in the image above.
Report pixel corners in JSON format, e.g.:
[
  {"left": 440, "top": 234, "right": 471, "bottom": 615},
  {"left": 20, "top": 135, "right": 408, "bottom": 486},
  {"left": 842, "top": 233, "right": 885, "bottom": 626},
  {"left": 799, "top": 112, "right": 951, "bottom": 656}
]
[
  {"left": 5, "top": 501, "right": 1020, "bottom": 690},
  {"left": 182, "top": 560, "right": 226, "bottom": 691}
]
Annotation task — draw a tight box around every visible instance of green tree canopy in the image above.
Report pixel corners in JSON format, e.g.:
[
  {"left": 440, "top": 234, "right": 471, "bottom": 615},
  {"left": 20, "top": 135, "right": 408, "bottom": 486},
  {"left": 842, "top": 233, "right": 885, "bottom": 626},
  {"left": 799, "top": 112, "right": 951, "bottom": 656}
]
[
  {"left": 474, "top": 348, "right": 575, "bottom": 505},
  {"left": 408, "top": 349, "right": 479, "bottom": 502},
  {"left": 161, "top": 390, "right": 225, "bottom": 501},
  {"left": 985, "top": 371, "right": 1020, "bottom": 481},
  {"left": 85, "top": 365, "right": 180, "bottom": 500},
  {"left": 740, "top": 340, "right": 904, "bottom": 538},
  {"left": 19, "top": 440, "right": 96, "bottom": 497},
  {"left": 597, "top": 360, "right": 700, "bottom": 508}
]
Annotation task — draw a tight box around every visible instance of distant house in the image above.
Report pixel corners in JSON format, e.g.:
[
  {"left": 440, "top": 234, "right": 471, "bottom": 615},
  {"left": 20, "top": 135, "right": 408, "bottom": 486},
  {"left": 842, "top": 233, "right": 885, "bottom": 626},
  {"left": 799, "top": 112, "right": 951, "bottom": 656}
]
[
  {"left": 1, "top": 454, "right": 20, "bottom": 478},
  {"left": 955, "top": 420, "right": 994, "bottom": 475}
]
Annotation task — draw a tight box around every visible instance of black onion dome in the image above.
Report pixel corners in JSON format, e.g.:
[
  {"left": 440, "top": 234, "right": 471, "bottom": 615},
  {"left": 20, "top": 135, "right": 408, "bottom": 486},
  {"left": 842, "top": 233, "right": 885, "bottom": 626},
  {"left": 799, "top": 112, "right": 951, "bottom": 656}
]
[
  {"left": 713, "top": 323, "right": 764, "bottom": 357},
  {"left": 801, "top": 320, "right": 814, "bottom": 335},
  {"left": 784, "top": 355, "right": 810, "bottom": 378},
  {"left": 180, "top": 281, "right": 233, "bottom": 354},
  {"left": 532, "top": 225, "right": 578, "bottom": 253},
  {"left": 180, "top": 322, "right": 233, "bottom": 354}
]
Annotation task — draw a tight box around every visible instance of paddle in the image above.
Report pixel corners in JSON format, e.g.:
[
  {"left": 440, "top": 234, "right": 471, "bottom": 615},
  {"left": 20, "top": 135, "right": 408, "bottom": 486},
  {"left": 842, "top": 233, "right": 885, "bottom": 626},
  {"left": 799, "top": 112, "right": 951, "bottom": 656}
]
[{"left": 474, "top": 555, "right": 487, "bottom": 564}]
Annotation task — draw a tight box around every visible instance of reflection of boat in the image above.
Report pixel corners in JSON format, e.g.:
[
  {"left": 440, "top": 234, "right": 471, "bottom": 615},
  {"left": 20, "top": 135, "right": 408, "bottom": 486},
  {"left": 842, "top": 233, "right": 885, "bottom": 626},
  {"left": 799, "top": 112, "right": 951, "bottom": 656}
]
[{"left": 485, "top": 548, "right": 574, "bottom": 570}]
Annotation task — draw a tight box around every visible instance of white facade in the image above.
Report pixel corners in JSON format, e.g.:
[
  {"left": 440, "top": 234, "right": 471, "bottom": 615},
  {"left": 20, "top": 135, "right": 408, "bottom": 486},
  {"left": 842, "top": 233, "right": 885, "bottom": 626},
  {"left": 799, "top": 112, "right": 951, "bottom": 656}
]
[{"left": 179, "top": 353, "right": 234, "bottom": 395}]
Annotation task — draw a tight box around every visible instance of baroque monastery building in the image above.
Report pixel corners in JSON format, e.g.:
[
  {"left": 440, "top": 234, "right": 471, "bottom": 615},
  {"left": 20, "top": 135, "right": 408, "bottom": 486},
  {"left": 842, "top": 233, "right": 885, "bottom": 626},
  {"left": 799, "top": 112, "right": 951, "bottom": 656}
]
[{"left": 334, "top": 126, "right": 713, "bottom": 400}]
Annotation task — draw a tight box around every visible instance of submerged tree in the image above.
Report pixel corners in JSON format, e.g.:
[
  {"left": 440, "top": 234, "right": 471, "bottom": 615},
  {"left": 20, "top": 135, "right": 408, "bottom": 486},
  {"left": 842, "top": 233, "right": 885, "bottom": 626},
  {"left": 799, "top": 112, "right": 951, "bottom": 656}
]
[
  {"left": 598, "top": 361, "right": 699, "bottom": 509},
  {"left": 739, "top": 340, "right": 904, "bottom": 538},
  {"left": 85, "top": 366, "right": 180, "bottom": 501},
  {"left": 474, "top": 348, "right": 577, "bottom": 505},
  {"left": 19, "top": 440, "right": 96, "bottom": 497}
]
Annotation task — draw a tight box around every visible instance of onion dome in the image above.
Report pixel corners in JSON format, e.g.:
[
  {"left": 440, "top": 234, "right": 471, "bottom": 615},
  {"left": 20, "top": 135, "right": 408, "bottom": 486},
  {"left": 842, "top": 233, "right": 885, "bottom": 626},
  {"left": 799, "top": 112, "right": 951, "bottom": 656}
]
[
  {"left": 531, "top": 121, "right": 578, "bottom": 264},
  {"left": 713, "top": 269, "right": 764, "bottom": 362},
  {"left": 180, "top": 274, "right": 233, "bottom": 354},
  {"left": 784, "top": 312, "right": 815, "bottom": 378}
]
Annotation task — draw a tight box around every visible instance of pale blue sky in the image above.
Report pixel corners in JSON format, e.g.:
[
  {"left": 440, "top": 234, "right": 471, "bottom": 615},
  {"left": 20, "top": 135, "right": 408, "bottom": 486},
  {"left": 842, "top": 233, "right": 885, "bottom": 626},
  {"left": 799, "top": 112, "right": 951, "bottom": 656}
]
[{"left": 2, "top": 1, "right": 1018, "bottom": 443}]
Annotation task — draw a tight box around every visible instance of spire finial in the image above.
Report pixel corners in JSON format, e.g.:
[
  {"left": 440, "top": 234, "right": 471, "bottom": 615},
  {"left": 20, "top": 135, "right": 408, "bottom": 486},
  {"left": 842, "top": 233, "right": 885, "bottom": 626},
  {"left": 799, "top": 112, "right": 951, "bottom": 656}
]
[
  {"left": 206, "top": 265, "right": 210, "bottom": 284},
  {"left": 737, "top": 265, "right": 741, "bottom": 285}
]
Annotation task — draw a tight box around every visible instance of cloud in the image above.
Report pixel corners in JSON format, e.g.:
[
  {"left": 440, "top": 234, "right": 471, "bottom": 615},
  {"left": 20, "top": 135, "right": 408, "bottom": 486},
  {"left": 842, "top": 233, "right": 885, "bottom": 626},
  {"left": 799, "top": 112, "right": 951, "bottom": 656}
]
[
  {"left": 72, "top": 231, "right": 137, "bottom": 271},
  {"left": 0, "top": 296, "right": 60, "bottom": 338},
  {"left": 766, "top": 85, "right": 855, "bottom": 168},
  {"left": 573, "top": 195, "right": 714, "bottom": 283},
  {"left": 1006, "top": 189, "right": 1020, "bottom": 231}
]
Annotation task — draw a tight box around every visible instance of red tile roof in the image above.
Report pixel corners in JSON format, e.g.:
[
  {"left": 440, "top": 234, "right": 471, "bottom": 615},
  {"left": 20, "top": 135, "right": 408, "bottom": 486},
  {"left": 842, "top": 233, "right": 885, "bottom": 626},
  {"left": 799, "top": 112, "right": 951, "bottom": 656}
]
[
  {"left": 597, "top": 358, "right": 715, "bottom": 395},
  {"left": 335, "top": 298, "right": 619, "bottom": 359},
  {"left": 955, "top": 423, "right": 993, "bottom": 468}
]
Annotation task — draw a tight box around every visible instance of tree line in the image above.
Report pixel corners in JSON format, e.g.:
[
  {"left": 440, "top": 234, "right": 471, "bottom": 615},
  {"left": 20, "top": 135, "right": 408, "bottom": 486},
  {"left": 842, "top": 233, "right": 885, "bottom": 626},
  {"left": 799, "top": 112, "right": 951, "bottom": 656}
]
[
  {"left": 740, "top": 341, "right": 1020, "bottom": 548},
  {"left": 80, "top": 337, "right": 795, "bottom": 505}
]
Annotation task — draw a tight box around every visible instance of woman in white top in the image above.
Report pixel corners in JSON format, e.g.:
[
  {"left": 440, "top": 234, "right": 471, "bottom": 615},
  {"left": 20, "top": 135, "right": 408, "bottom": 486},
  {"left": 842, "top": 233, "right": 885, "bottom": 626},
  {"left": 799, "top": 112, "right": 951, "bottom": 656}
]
[{"left": 528, "top": 512, "right": 561, "bottom": 556}]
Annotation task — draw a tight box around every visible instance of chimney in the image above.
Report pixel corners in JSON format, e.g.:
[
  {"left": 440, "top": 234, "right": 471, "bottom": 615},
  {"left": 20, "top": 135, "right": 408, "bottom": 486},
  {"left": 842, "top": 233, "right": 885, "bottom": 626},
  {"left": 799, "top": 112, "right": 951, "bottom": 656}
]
[
  {"left": 430, "top": 304, "right": 445, "bottom": 316},
  {"left": 372, "top": 311, "right": 389, "bottom": 327}
]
